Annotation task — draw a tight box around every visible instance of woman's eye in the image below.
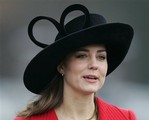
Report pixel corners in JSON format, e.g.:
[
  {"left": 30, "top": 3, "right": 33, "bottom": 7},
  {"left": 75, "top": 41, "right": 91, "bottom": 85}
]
[
  {"left": 97, "top": 55, "right": 106, "bottom": 60},
  {"left": 76, "top": 54, "right": 87, "bottom": 59}
]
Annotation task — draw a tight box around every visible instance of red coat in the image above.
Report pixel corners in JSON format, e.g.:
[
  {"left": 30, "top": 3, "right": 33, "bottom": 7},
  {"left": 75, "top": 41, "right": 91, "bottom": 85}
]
[{"left": 14, "top": 97, "right": 137, "bottom": 120}]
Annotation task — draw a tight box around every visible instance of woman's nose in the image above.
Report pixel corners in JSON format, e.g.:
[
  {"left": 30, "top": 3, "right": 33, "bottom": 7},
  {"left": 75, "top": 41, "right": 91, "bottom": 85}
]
[{"left": 88, "top": 57, "right": 98, "bottom": 70}]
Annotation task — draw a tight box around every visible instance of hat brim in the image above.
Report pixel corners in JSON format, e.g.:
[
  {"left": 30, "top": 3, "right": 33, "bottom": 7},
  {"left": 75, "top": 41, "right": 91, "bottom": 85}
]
[{"left": 24, "top": 23, "right": 134, "bottom": 94}]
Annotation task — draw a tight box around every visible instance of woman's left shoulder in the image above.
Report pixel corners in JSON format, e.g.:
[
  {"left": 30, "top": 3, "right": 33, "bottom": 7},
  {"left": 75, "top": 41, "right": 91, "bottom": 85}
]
[
  {"left": 96, "top": 97, "right": 137, "bottom": 120},
  {"left": 112, "top": 105, "right": 137, "bottom": 120},
  {"left": 14, "top": 117, "right": 25, "bottom": 120}
]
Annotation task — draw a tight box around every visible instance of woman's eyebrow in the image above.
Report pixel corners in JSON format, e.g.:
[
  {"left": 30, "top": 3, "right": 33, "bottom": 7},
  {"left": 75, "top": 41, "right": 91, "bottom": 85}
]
[{"left": 97, "top": 49, "right": 106, "bottom": 53}]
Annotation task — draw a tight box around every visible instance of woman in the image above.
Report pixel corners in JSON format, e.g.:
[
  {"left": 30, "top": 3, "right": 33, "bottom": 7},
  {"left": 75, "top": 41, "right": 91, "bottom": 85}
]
[{"left": 15, "top": 4, "right": 137, "bottom": 120}]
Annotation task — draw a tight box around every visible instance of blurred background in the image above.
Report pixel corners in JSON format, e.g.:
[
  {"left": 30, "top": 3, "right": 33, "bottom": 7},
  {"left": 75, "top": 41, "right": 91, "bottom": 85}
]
[{"left": 0, "top": 0, "right": 149, "bottom": 120}]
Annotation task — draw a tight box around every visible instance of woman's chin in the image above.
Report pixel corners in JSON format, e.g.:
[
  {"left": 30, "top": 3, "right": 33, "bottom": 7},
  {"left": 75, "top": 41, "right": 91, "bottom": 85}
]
[{"left": 82, "top": 88, "right": 99, "bottom": 95}]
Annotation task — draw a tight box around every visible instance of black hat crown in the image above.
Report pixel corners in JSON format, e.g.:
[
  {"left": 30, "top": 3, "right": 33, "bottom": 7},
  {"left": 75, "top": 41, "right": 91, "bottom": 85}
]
[{"left": 28, "top": 4, "right": 106, "bottom": 48}]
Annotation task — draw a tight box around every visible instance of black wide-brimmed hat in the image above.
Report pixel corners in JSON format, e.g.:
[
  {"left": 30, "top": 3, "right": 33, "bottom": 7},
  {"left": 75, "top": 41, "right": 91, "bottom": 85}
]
[{"left": 24, "top": 4, "right": 134, "bottom": 94}]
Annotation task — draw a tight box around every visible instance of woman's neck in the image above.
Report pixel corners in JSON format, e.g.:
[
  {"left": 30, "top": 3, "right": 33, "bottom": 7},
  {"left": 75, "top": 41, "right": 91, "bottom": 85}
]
[{"left": 56, "top": 90, "right": 96, "bottom": 120}]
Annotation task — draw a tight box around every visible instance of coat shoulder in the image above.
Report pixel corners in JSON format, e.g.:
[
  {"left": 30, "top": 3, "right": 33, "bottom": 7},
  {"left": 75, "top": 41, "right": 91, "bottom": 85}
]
[
  {"left": 14, "top": 117, "right": 25, "bottom": 120},
  {"left": 97, "top": 97, "right": 137, "bottom": 120}
]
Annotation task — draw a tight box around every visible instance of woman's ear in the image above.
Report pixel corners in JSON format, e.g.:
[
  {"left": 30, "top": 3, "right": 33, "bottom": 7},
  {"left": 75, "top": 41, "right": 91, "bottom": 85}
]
[{"left": 57, "top": 62, "right": 64, "bottom": 75}]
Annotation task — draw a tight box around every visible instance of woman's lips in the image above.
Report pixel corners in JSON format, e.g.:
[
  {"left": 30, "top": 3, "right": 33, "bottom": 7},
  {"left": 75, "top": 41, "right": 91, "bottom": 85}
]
[{"left": 83, "top": 75, "right": 98, "bottom": 83}]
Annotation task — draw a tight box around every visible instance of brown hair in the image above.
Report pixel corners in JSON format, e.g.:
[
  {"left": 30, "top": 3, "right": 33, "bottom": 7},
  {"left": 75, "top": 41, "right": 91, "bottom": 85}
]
[{"left": 17, "top": 73, "right": 63, "bottom": 118}]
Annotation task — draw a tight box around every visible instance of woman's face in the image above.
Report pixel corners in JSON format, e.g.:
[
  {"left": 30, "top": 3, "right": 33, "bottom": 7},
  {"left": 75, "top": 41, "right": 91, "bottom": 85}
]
[{"left": 58, "top": 44, "right": 108, "bottom": 95}]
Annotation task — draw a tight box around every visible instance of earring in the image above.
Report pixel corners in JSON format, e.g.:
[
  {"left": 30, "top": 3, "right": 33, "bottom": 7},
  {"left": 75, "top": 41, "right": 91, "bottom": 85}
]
[{"left": 61, "top": 73, "right": 64, "bottom": 76}]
